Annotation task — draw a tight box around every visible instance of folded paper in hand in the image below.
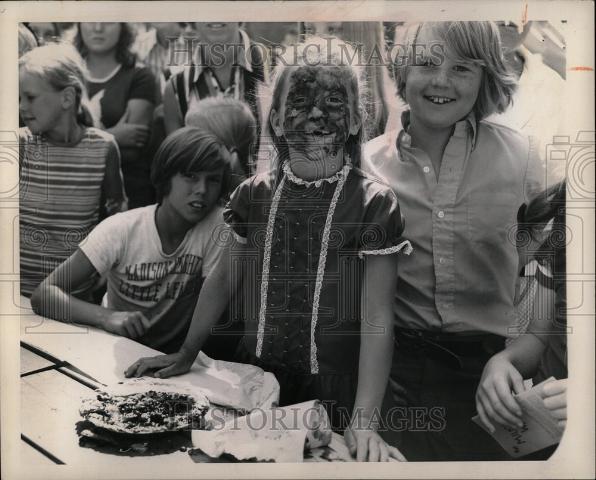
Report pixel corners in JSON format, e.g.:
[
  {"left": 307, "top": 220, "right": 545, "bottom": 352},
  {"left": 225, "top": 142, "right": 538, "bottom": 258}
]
[{"left": 472, "top": 377, "right": 565, "bottom": 458}]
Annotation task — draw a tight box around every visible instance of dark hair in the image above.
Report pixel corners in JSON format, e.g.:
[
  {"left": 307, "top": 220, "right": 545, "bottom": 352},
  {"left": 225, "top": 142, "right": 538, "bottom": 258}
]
[
  {"left": 74, "top": 23, "right": 136, "bottom": 68},
  {"left": 151, "top": 127, "right": 232, "bottom": 203},
  {"left": 518, "top": 180, "right": 566, "bottom": 276}
]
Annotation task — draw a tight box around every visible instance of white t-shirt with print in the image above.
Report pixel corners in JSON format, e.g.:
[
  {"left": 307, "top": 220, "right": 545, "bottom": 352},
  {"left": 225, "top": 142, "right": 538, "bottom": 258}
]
[{"left": 80, "top": 204, "right": 227, "bottom": 353}]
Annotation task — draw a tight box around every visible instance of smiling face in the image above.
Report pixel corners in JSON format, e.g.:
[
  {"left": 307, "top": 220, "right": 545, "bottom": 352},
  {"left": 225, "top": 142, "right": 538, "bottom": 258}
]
[
  {"left": 79, "top": 22, "right": 121, "bottom": 55},
  {"left": 163, "top": 168, "right": 225, "bottom": 226},
  {"left": 271, "top": 65, "right": 360, "bottom": 163},
  {"left": 405, "top": 24, "right": 483, "bottom": 133},
  {"left": 19, "top": 71, "right": 66, "bottom": 136},
  {"left": 195, "top": 22, "right": 239, "bottom": 45}
]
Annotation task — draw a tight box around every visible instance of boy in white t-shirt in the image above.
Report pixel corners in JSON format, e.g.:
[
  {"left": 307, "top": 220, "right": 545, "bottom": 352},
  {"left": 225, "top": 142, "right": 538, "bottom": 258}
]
[{"left": 31, "top": 127, "right": 233, "bottom": 353}]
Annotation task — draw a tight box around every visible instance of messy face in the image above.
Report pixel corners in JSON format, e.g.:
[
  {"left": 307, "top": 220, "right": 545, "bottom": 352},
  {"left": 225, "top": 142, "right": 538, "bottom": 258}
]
[
  {"left": 405, "top": 25, "right": 483, "bottom": 132},
  {"left": 272, "top": 65, "right": 360, "bottom": 160}
]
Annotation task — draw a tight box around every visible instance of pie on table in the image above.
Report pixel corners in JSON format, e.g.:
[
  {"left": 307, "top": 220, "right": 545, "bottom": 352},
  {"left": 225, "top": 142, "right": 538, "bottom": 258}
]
[{"left": 80, "top": 389, "right": 209, "bottom": 434}]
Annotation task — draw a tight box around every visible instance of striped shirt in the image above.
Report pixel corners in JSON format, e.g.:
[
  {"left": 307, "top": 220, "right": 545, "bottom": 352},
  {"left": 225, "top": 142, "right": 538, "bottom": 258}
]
[{"left": 19, "top": 127, "right": 120, "bottom": 297}]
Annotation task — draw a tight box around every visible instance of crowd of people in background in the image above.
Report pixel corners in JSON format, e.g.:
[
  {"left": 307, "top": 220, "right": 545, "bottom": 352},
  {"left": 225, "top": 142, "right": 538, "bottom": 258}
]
[{"left": 19, "top": 21, "right": 568, "bottom": 462}]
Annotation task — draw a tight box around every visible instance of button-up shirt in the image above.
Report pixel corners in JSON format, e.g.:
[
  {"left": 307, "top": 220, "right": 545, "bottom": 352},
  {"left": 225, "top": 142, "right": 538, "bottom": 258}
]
[{"left": 363, "top": 112, "right": 544, "bottom": 336}]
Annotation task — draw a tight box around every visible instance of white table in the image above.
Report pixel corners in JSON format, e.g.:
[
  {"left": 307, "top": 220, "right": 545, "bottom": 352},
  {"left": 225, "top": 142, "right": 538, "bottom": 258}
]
[{"left": 18, "top": 296, "right": 352, "bottom": 468}]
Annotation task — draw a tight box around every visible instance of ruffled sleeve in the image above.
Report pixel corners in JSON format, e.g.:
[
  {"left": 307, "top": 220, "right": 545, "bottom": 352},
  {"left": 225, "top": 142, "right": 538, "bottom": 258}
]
[
  {"left": 358, "top": 189, "right": 412, "bottom": 258},
  {"left": 223, "top": 178, "right": 252, "bottom": 245}
]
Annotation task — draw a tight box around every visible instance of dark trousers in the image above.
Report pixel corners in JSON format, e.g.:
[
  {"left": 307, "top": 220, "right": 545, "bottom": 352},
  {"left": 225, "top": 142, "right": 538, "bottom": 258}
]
[{"left": 379, "top": 330, "right": 512, "bottom": 461}]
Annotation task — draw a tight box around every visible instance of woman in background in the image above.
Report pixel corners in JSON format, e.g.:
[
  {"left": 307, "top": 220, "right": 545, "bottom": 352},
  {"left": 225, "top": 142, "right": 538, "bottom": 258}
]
[{"left": 75, "top": 22, "right": 158, "bottom": 208}]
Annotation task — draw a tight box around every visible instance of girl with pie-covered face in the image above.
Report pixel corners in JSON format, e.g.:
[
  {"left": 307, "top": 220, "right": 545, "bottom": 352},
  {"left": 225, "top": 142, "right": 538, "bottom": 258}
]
[
  {"left": 280, "top": 65, "right": 354, "bottom": 157},
  {"left": 125, "top": 37, "right": 410, "bottom": 462},
  {"left": 269, "top": 38, "right": 363, "bottom": 180}
]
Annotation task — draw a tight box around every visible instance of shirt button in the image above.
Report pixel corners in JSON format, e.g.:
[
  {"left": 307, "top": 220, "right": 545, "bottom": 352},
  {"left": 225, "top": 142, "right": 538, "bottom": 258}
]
[
  {"left": 423, "top": 166, "right": 430, "bottom": 173},
  {"left": 437, "top": 211, "right": 445, "bottom": 218},
  {"left": 439, "top": 257, "right": 445, "bottom": 264}
]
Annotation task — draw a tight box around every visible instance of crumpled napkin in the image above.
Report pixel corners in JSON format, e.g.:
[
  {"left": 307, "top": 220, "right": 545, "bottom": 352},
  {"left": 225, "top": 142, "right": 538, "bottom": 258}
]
[{"left": 192, "top": 400, "right": 332, "bottom": 462}]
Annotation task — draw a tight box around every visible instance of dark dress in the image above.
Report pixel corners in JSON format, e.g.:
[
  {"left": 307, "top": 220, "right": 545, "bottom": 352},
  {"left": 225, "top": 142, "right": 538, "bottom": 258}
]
[{"left": 224, "top": 162, "right": 408, "bottom": 430}]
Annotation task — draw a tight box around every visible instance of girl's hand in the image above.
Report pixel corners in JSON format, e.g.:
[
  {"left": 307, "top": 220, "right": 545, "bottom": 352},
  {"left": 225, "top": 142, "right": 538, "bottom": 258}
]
[
  {"left": 475, "top": 354, "right": 526, "bottom": 432},
  {"left": 344, "top": 426, "right": 406, "bottom": 462},
  {"left": 124, "top": 350, "right": 196, "bottom": 379},
  {"left": 541, "top": 378, "right": 567, "bottom": 428},
  {"left": 103, "top": 311, "right": 150, "bottom": 339}
]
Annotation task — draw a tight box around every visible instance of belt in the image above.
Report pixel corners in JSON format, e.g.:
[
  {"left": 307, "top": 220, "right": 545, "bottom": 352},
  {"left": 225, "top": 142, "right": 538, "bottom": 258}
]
[{"left": 393, "top": 328, "right": 505, "bottom": 373}]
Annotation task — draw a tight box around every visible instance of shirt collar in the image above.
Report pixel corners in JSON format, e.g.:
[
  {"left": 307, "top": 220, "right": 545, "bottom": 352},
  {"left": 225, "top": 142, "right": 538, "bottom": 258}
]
[
  {"left": 191, "top": 29, "right": 253, "bottom": 82},
  {"left": 398, "top": 109, "right": 478, "bottom": 151}
]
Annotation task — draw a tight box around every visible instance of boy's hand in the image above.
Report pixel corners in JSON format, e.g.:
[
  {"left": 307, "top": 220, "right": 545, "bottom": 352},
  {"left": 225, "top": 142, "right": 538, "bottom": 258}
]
[
  {"left": 541, "top": 378, "right": 567, "bottom": 428},
  {"left": 476, "top": 354, "right": 526, "bottom": 432},
  {"left": 124, "top": 350, "right": 196, "bottom": 379},
  {"left": 344, "top": 426, "right": 406, "bottom": 462},
  {"left": 103, "top": 311, "right": 150, "bottom": 339}
]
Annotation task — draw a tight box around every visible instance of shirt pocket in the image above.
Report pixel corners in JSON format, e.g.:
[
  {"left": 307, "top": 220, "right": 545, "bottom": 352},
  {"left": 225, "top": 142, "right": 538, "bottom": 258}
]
[{"left": 467, "top": 191, "right": 519, "bottom": 244}]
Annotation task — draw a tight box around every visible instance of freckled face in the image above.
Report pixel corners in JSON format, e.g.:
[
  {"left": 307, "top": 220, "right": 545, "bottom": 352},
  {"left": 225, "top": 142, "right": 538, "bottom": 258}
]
[
  {"left": 273, "top": 65, "right": 359, "bottom": 157},
  {"left": 405, "top": 25, "right": 483, "bottom": 131}
]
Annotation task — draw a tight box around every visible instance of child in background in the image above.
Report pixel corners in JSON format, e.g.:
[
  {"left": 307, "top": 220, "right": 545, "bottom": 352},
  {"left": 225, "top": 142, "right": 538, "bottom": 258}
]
[
  {"left": 18, "top": 24, "right": 38, "bottom": 57},
  {"left": 31, "top": 128, "right": 233, "bottom": 354},
  {"left": 163, "top": 22, "right": 266, "bottom": 156},
  {"left": 127, "top": 37, "right": 410, "bottom": 462},
  {"left": 19, "top": 43, "right": 125, "bottom": 298},
  {"left": 185, "top": 97, "right": 257, "bottom": 191},
  {"left": 184, "top": 97, "right": 258, "bottom": 360},
  {"left": 75, "top": 22, "right": 158, "bottom": 208},
  {"left": 476, "top": 181, "right": 567, "bottom": 459}
]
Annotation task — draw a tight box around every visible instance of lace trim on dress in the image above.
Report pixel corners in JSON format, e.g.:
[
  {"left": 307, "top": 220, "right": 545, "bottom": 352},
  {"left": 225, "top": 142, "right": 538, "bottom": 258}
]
[
  {"left": 357, "top": 240, "right": 413, "bottom": 259},
  {"left": 255, "top": 174, "right": 287, "bottom": 359},
  {"left": 309, "top": 164, "right": 352, "bottom": 374},
  {"left": 282, "top": 161, "right": 351, "bottom": 188}
]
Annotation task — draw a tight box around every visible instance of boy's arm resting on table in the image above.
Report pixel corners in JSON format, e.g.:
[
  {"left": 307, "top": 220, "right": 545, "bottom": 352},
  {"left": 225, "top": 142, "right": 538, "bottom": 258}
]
[
  {"left": 344, "top": 254, "right": 406, "bottom": 462},
  {"left": 125, "top": 236, "right": 243, "bottom": 378},
  {"left": 30, "top": 249, "right": 150, "bottom": 339}
]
